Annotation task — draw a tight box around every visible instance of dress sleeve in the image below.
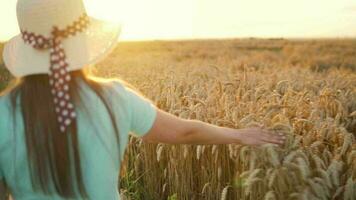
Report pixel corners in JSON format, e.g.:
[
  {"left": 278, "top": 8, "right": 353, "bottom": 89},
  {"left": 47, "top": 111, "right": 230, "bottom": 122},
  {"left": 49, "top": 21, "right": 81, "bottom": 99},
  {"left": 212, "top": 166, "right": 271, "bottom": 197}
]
[{"left": 124, "top": 86, "right": 157, "bottom": 137}]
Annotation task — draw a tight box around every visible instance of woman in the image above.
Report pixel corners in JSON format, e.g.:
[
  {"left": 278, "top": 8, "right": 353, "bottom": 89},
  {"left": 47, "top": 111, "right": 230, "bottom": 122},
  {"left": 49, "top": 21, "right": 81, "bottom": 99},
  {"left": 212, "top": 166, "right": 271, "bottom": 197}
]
[{"left": 0, "top": 0, "right": 286, "bottom": 199}]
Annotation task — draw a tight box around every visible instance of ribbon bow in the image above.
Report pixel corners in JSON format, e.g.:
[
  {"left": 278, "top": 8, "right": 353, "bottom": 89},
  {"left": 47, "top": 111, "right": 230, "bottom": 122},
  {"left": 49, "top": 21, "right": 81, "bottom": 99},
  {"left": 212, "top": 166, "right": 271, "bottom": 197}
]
[{"left": 21, "top": 13, "right": 90, "bottom": 133}]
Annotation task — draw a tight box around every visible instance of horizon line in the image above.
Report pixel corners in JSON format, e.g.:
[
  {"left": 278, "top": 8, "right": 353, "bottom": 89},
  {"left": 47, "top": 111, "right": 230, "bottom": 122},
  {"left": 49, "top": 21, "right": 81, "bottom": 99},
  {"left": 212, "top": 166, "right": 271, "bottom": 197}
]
[{"left": 1, "top": 36, "right": 356, "bottom": 44}]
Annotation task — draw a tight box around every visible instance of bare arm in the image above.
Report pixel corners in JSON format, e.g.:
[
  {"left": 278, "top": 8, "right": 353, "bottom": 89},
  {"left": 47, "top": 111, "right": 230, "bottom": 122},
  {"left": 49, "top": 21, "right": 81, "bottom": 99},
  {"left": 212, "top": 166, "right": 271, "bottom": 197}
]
[{"left": 142, "top": 109, "right": 286, "bottom": 146}]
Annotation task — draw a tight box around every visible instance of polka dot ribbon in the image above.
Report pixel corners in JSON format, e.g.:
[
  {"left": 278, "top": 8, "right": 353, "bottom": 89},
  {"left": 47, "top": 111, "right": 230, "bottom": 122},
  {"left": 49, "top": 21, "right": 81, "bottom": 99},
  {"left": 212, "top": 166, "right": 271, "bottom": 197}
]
[{"left": 21, "top": 13, "right": 90, "bottom": 133}]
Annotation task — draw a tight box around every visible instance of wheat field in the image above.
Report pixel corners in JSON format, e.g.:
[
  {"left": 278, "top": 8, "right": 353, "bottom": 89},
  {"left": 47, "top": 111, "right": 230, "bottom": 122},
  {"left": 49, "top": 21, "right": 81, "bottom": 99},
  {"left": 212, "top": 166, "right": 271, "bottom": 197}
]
[{"left": 1, "top": 39, "right": 356, "bottom": 199}]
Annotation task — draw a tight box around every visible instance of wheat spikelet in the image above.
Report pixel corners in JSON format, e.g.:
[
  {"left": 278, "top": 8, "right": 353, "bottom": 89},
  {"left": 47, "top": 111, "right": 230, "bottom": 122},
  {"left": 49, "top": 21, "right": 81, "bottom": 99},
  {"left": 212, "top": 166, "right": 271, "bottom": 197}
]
[
  {"left": 264, "top": 190, "right": 277, "bottom": 200},
  {"left": 306, "top": 178, "right": 326, "bottom": 199},
  {"left": 196, "top": 145, "right": 202, "bottom": 160},
  {"left": 314, "top": 177, "right": 331, "bottom": 198},
  {"left": 343, "top": 177, "right": 356, "bottom": 200},
  {"left": 239, "top": 170, "right": 251, "bottom": 179},
  {"left": 311, "top": 154, "right": 326, "bottom": 169},
  {"left": 327, "top": 160, "right": 343, "bottom": 188},
  {"left": 347, "top": 150, "right": 356, "bottom": 165},
  {"left": 248, "top": 150, "right": 257, "bottom": 170},
  {"left": 341, "top": 133, "right": 353, "bottom": 155},
  {"left": 156, "top": 145, "right": 163, "bottom": 162},
  {"left": 164, "top": 168, "right": 167, "bottom": 179},
  {"left": 291, "top": 135, "right": 302, "bottom": 149},
  {"left": 239, "top": 114, "right": 254, "bottom": 125},
  {"left": 296, "top": 157, "right": 310, "bottom": 181},
  {"left": 349, "top": 110, "right": 356, "bottom": 117},
  {"left": 316, "top": 169, "right": 333, "bottom": 190},
  {"left": 239, "top": 145, "right": 250, "bottom": 161},
  {"left": 220, "top": 186, "right": 230, "bottom": 200},
  {"left": 283, "top": 150, "right": 298, "bottom": 164},
  {"left": 201, "top": 182, "right": 210, "bottom": 194},
  {"left": 266, "top": 146, "right": 280, "bottom": 167},
  {"left": 183, "top": 145, "right": 188, "bottom": 159},
  {"left": 323, "top": 149, "right": 333, "bottom": 163},
  {"left": 308, "top": 189, "right": 320, "bottom": 200},
  {"left": 134, "top": 154, "right": 141, "bottom": 175},
  {"left": 129, "top": 136, "right": 135, "bottom": 144},
  {"left": 266, "top": 168, "right": 274, "bottom": 177},
  {"left": 247, "top": 168, "right": 262, "bottom": 180},
  {"left": 276, "top": 80, "right": 289, "bottom": 95},
  {"left": 201, "top": 145, "right": 206, "bottom": 154},
  {"left": 332, "top": 186, "right": 344, "bottom": 199},
  {"left": 171, "top": 145, "right": 177, "bottom": 157},
  {"left": 310, "top": 141, "right": 322, "bottom": 149},
  {"left": 270, "top": 122, "right": 292, "bottom": 133},
  {"left": 268, "top": 169, "right": 277, "bottom": 188},
  {"left": 214, "top": 148, "right": 219, "bottom": 164},
  {"left": 120, "top": 193, "right": 130, "bottom": 200},
  {"left": 228, "top": 144, "right": 234, "bottom": 159},
  {"left": 288, "top": 192, "right": 300, "bottom": 200},
  {"left": 162, "top": 183, "right": 167, "bottom": 193},
  {"left": 218, "top": 166, "right": 222, "bottom": 181},
  {"left": 245, "top": 178, "right": 263, "bottom": 195},
  {"left": 295, "top": 150, "right": 310, "bottom": 165},
  {"left": 212, "top": 145, "right": 218, "bottom": 155},
  {"left": 243, "top": 168, "right": 264, "bottom": 195}
]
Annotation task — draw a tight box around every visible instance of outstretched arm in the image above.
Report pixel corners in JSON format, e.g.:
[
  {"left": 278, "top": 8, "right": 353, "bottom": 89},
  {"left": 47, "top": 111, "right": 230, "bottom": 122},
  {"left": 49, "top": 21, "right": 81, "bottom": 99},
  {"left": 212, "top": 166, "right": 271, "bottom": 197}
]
[{"left": 142, "top": 109, "right": 286, "bottom": 146}]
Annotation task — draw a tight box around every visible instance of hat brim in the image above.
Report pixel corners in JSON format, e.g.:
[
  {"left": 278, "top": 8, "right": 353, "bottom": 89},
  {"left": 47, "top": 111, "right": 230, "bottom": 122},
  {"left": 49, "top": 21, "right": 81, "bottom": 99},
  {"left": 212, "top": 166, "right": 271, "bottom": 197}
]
[{"left": 3, "top": 16, "right": 121, "bottom": 77}]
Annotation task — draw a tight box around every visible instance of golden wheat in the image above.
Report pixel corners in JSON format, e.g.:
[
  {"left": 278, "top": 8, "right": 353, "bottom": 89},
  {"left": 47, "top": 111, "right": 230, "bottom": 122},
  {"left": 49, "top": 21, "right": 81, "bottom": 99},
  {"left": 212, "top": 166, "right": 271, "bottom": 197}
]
[{"left": 95, "top": 39, "right": 356, "bottom": 199}]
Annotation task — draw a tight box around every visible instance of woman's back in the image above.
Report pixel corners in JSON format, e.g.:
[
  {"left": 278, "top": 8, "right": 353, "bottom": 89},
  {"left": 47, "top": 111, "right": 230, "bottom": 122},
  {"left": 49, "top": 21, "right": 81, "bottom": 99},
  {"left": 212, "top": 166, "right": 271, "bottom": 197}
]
[{"left": 0, "top": 78, "right": 157, "bottom": 200}]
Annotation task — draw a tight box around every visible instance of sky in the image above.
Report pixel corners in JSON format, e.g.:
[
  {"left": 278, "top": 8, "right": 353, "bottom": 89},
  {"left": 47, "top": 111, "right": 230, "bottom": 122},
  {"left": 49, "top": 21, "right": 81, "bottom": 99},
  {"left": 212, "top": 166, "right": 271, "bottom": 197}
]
[{"left": 0, "top": 0, "right": 355, "bottom": 42}]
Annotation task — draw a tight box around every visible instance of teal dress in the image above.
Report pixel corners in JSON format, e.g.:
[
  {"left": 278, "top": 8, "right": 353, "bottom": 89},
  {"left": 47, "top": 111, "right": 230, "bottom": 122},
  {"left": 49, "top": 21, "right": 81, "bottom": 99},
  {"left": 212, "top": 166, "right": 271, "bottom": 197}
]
[{"left": 0, "top": 79, "right": 157, "bottom": 200}]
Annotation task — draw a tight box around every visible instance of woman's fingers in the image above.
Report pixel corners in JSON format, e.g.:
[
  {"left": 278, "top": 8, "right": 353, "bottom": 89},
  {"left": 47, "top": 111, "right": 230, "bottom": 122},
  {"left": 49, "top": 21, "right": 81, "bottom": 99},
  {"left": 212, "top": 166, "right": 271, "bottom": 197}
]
[
  {"left": 263, "top": 137, "right": 283, "bottom": 145},
  {"left": 260, "top": 130, "right": 286, "bottom": 145},
  {"left": 244, "top": 127, "right": 287, "bottom": 146}
]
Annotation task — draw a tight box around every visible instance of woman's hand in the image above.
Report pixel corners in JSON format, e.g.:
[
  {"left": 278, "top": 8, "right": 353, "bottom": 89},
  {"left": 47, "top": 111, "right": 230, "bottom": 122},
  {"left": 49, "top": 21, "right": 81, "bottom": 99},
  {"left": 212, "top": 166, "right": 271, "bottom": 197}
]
[{"left": 235, "top": 126, "right": 286, "bottom": 146}]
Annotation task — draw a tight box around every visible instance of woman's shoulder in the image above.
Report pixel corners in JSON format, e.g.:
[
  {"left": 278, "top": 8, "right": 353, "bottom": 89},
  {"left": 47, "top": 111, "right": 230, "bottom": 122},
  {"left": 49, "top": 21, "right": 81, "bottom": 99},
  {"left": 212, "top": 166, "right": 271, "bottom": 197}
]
[
  {"left": 84, "top": 77, "right": 137, "bottom": 110},
  {"left": 85, "top": 76, "right": 131, "bottom": 91},
  {"left": 93, "top": 77, "right": 138, "bottom": 99}
]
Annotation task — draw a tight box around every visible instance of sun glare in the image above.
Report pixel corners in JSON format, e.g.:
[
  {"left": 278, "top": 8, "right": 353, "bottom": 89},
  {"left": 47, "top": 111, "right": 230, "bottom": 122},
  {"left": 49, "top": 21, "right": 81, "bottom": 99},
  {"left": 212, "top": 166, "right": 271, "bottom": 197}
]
[
  {"left": 84, "top": 0, "right": 194, "bottom": 41},
  {"left": 84, "top": 0, "right": 136, "bottom": 23},
  {"left": 0, "top": 0, "right": 355, "bottom": 42}
]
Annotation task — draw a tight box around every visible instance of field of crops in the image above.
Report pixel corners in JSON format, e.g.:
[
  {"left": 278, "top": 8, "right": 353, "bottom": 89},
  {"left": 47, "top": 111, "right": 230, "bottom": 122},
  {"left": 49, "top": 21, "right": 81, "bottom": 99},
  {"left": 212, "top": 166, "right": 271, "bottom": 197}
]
[{"left": 1, "top": 39, "right": 356, "bottom": 199}]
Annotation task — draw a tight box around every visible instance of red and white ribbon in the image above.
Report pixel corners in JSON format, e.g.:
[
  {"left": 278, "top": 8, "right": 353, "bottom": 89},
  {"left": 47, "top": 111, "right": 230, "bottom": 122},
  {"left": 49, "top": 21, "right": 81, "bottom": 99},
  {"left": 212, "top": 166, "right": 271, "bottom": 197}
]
[{"left": 21, "top": 13, "right": 90, "bottom": 133}]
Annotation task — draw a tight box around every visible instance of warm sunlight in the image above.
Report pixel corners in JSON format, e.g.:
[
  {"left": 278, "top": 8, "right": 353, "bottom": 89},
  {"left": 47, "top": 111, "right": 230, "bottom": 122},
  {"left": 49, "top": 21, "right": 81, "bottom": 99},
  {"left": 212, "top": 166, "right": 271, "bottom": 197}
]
[
  {"left": 84, "top": 0, "right": 194, "bottom": 41},
  {"left": 0, "top": 0, "right": 355, "bottom": 41},
  {"left": 0, "top": 0, "right": 356, "bottom": 200}
]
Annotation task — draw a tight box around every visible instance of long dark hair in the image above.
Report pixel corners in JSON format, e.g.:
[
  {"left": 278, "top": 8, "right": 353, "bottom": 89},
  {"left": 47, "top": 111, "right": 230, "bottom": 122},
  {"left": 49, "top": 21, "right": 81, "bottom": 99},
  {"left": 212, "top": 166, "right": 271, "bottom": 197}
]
[{"left": 0, "top": 68, "right": 121, "bottom": 198}]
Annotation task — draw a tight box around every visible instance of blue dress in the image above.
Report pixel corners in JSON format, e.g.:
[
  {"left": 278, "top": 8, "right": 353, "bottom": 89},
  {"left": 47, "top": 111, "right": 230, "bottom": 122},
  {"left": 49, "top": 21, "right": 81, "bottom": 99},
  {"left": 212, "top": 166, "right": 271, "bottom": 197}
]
[{"left": 0, "top": 79, "right": 157, "bottom": 200}]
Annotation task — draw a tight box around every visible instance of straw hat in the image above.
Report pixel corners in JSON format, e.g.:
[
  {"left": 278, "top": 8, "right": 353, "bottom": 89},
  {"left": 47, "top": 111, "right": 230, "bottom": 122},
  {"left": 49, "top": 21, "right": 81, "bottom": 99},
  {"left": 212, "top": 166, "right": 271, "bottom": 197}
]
[
  {"left": 3, "top": 0, "right": 121, "bottom": 77},
  {"left": 2, "top": 0, "right": 121, "bottom": 133}
]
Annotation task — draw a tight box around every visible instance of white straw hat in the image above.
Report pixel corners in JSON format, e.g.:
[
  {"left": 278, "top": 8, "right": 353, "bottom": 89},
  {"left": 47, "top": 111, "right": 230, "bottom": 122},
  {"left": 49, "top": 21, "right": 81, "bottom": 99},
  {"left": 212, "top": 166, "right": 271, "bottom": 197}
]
[
  {"left": 2, "top": 0, "right": 121, "bottom": 133},
  {"left": 3, "top": 0, "right": 121, "bottom": 78}
]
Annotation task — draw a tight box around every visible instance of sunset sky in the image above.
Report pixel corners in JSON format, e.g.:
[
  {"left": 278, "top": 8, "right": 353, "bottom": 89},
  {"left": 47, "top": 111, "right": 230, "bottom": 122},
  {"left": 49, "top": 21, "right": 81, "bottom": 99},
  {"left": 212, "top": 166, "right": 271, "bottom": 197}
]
[{"left": 0, "top": 0, "right": 355, "bottom": 42}]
